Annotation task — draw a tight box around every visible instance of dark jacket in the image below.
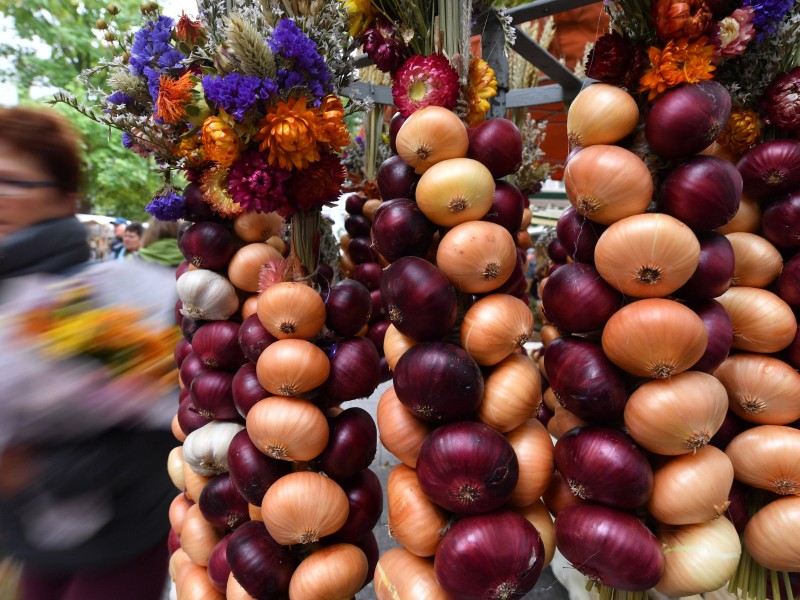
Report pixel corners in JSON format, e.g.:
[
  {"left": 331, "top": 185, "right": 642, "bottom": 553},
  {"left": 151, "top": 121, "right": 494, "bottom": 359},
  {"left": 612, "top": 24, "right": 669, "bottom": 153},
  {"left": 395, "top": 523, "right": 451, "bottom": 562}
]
[{"left": 0, "top": 217, "right": 175, "bottom": 573}]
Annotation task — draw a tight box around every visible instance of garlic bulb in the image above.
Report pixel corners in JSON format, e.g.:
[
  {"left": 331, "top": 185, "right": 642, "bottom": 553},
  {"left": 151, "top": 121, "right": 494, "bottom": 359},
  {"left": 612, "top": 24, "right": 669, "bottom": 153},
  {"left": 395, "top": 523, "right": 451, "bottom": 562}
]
[
  {"left": 183, "top": 421, "right": 245, "bottom": 476},
  {"left": 176, "top": 269, "right": 239, "bottom": 321}
]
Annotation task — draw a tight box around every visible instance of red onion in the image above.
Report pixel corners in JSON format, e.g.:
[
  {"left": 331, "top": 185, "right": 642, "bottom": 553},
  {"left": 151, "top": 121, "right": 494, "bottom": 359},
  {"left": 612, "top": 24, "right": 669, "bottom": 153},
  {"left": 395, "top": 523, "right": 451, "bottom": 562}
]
[
  {"left": 541, "top": 263, "right": 623, "bottom": 334},
  {"left": 381, "top": 256, "right": 458, "bottom": 341},
  {"left": 328, "top": 469, "right": 383, "bottom": 544},
  {"left": 394, "top": 341, "right": 484, "bottom": 423},
  {"left": 763, "top": 190, "right": 800, "bottom": 249},
  {"left": 176, "top": 261, "right": 190, "bottom": 281},
  {"left": 536, "top": 401, "right": 554, "bottom": 428},
  {"left": 434, "top": 510, "right": 544, "bottom": 599},
  {"left": 785, "top": 327, "right": 800, "bottom": 370},
  {"left": 226, "top": 521, "right": 297, "bottom": 598},
  {"left": 178, "top": 221, "right": 237, "bottom": 270},
  {"left": 353, "top": 261, "right": 383, "bottom": 290},
  {"left": 548, "top": 262, "right": 565, "bottom": 276},
  {"left": 492, "top": 253, "right": 529, "bottom": 300},
  {"left": 345, "top": 214, "right": 372, "bottom": 239},
  {"left": 207, "top": 534, "right": 232, "bottom": 593},
  {"left": 313, "top": 263, "right": 334, "bottom": 292},
  {"left": 348, "top": 236, "right": 380, "bottom": 264},
  {"left": 710, "top": 410, "right": 752, "bottom": 451},
  {"left": 174, "top": 337, "right": 192, "bottom": 368},
  {"left": 168, "top": 527, "right": 181, "bottom": 555},
  {"left": 179, "top": 352, "right": 212, "bottom": 388},
  {"left": 352, "top": 531, "right": 379, "bottom": 589},
  {"left": 547, "top": 238, "right": 568, "bottom": 263},
  {"left": 725, "top": 480, "right": 750, "bottom": 534},
  {"left": 389, "top": 112, "right": 406, "bottom": 154},
  {"left": 231, "top": 362, "right": 268, "bottom": 418},
  {"left": 467, "top": 118, "right": 523, "bottom": 179},
  {"left": 554, "top": 504, "right": 664, "bottom": 591},
  {"left": 543, "top": 471, "right": 587, "bottom": 517},
  {"left": 657, "top": 155, "right": 742, "bottom": 231},
  {"left": 181, "top": 316, "right": 205, "bottom": 343},
  {"left": 686, "top": 299, "right": 733, "bottom": 373},
  {"left": 174, "top": 299, "right": 184, "bottom": 327},
  {"left": 324, "top": 279, "right": 373, "bottom": 337},
  {"left": 227, "top": 429, "right": 291, "bottom": 506},
  {"left": 345, "top": 193, "right": 367, "bottom": 215},
  {"left": 556, "top": 206, "right": 606, "bottom": 264},
  {"left": 192, "top": 321, "right": 246, "bottom": 371},
  {"left": 369, "top": 288, "right": 384, "bottom": 324},
  {"left": 366, "top": 320, "right": 389, "bottom": 356},
  {"left": 737, "top": 139, "right": 800, "bottom": 201},
  {"left": 199, "top": 473, "right": 250, "bottom": 530},
  {"left": 416, "top": 421, "right": 518, "bottom": 514},
  {"left": 543, "top": 337, "right": 628, "bottom": 425},
  {"left": 177, "top": 398, "right": 213, "bottom": 435},
  {"left": 371, "top": 198, "right": 436, "bottom": 263},
  {"left": 777, "top": 253, "right": 800, "bottom": 310},
  {"left": 183, "top": 183, "right": 222, "bottom": 222},
  {"left": 379, "top": 356, "right": 391, "bottom": 383},
  {"left": 482, "top": 180, "right": 525, "bottom": 235},
  {"left": 377, "top": 154, "right": 420, "bottom": 201},
  {"left": 675, "top": 231, "right": 734, "bottom": 299},
  {"left": 553, "top": 426, "right": 653, "bottom": 509},
  {"left": 238, "top": 314, "right": 277, "bottom": 364},
  {"left": 322, "top": 337, "right": 381, "bottom": 404},
  {"left": 645, "top": 80, "right": 731, "bottom": 159},
  {"left": 190, "top": 370, "right": 239, "bottom": 420},
  {"left": 318, "top": 407, "right": 377, "bottom": 479}
]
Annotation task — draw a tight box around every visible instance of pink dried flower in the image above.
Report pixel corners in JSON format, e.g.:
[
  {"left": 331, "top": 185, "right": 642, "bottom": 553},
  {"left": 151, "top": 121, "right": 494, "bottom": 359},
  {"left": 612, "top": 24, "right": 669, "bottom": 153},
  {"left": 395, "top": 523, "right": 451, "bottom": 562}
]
[{"left": 713, "top": 7, "right": 756, "bottom": 58}]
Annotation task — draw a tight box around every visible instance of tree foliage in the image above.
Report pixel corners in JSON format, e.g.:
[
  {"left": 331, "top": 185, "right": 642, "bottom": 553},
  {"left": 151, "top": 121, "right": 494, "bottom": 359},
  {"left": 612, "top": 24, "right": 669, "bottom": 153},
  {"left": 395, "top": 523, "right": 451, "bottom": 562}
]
[{"left": 0, "top": 0, "right": 162, "bottom": 219}]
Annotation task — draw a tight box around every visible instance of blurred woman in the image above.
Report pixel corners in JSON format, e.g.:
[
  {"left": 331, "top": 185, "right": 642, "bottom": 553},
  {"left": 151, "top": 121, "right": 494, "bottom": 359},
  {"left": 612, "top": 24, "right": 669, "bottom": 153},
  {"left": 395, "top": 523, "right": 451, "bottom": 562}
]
[
  {"left": 139, "top": 218, "right": 183, "bottom": 268},
  {"left": 0, "top": 106, "right": 173, "bottom": 600}
]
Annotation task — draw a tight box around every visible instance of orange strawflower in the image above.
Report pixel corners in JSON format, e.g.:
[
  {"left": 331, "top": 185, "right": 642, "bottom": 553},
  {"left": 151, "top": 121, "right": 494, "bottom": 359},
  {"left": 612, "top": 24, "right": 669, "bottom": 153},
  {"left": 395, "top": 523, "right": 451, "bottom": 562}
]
[
  {"left": 652, "top": 0, "right": 713, "bottom": 41},
  {"left": 176, "top": 132, "right": 207, "bottom": 168},
  {"left": 718, "top": 108, "right": 761, "bottom": 155},
  {"left": 256, "top": 96, "right": 321, "bottom": 170},
  {"left": 316, "top": 95, "right": 351, "bottom": 152},
  {"left": 639, "top": 36, "right": 716, "bottom": 100},
  {"left": 199, "top": 165, "right": 244, "bottom": 217},
  {"left": 155, "top": 72, "right": 195, "bottom": 124},
  {"left": 176, "top": 12, "right": 204, "bottom": 45},
  {"left": 201, "top": 115, "right": 241, "bottom": 167},
  {"left": 465, "top": 57, "right": 498, "bottom": 126}
]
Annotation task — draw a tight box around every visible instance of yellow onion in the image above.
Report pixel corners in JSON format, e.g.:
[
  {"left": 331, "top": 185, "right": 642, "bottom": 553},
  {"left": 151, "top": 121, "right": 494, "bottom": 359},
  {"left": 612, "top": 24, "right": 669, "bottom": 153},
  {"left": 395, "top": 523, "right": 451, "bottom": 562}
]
[
  {"left": 245, "top": 396, "right": 329, "bottom": 462},
  {"left": 726, "top": 425, "right": 800, "bottom": 495},
  {"left": 717, "top": 287, "right": 797, "bottom": 353},
  {"left": 567, "top": 83, "right": 639, "bottom": 147},
  {"left": 288, "top": 544, "right": 368, "bottom": 600},
  {"left": 726, "top": 232, "right": 783, "bottom": 288},
  {"left": 460, "top": 294, "right": 535, "bottom": 366},
  {"left": 505, "top": 419, "right": 554, "bottom": 507},
  {"left": 744, "top": 496, "right": 800, "bottom": 572},
  {"left": 436, "top": 221, "right": 517, "bottom": 293},
  {"left": 478, "top": 354, "right": 542, "bottom": 433},
  {"left": 386, "top": 464, "right": 448, "bottom": 557},
  {"left": 374, "top": 547, "right": 450, "bottom": 600}
]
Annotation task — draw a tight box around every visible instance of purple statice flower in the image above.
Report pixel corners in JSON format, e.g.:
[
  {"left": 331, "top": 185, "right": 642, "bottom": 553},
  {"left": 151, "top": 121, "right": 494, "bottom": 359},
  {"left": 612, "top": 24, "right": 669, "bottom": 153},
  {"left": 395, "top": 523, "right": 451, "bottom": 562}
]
[
  {"left": 145, "top": 190, "right": 187, "bottom": 221},
  {"left": 129, "top": 15, "right": 186, "bottom": 102},
  {"left": 201, "top": 73, "right": 278, "bottom": 121},
  {"left": 268, "top": 19, "right": 332, "bottom": 100},
  {"left": 107, "top": 91, "right": 133, "bottom": 106},
  {"left": 743, "top": 0, "right": 794, "bottom": 36},
  {"left": 121, "top": 132, "right": 134, "bottom": 148},
  {"left": 228, "top": 151, "right": 291, "bottom": 213}
]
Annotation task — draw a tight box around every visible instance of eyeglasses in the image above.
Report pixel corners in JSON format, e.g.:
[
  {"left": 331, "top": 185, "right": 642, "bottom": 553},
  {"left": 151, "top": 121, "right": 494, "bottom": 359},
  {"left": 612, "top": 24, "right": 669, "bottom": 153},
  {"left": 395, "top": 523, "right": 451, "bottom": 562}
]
[{"left": 0, "top": 177, "right": 61, "bottom": 197}]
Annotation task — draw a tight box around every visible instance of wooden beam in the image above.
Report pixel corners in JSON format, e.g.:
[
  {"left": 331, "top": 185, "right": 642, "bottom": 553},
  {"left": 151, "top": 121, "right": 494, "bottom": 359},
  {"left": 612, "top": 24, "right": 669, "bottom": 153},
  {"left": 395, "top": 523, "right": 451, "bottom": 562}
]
[
  {"left": 506, "top": 84, "right": 567, "bottom": 107},
  {"left": 506, "top": 0, "right": 602, "bottom": 24},
  {"left": 341, "top": 82, "right": 394, "bottom": 106}
]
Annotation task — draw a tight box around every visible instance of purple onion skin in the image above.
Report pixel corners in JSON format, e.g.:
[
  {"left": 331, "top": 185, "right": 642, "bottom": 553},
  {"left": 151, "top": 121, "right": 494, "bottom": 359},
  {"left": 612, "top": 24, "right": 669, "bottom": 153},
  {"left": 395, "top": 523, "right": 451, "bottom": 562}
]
[
  {"left": 657, "top": 155, "right": 742, "bottom": 231},
  {"left": 547, "top": 238, "right": 568, "bottom": 263},
  {"left": 345, "top": 193, "right": 367, "bottom": 215},
  {"left": 226, "top": 521, "right": 297, "bottom": 599},
  {"left": 190, "top": 370, "right": 239, "bottom": 420},
  {"left": 710, "top": 410, "right": 752, "bottom": 451},
  {"left": 181, "top": 316, "right": 205, "bottom": 343},
  {"left": 184, "top": 183, "right": 225, "bottom": 223},
  {"left": 467, "top": 118, "right": 524, "bottom": 179},
  {"left": 207, "top": 535, "right": 232, "bottom": 593},
  {"left": 377, "top": 155, "right": 420, "bottom": 201},
  {"left": 416, "top": 422, "right": 518, "bottom": 515},
  {"left": 675, "top": 231, "right": 734, "bottom": 299},
  {"left": 371, "top": 198, "right": 436, "bottom": 263},
  {"left": 389, "top": 112, "right": 406, "bottom": 154},
  {"left": 369, "top": 288, "right": 385, "bottom": 324},
  {"left": 381, "top": 256, "right": 458, "bottom": 341},
  {"left": 434, "top": 510, "right": 544, "bottom": 600},
  {"left": 738, "top": 139, "right": 800, "bottom": 201},
  {"left": 784, "top": 327, "right": 800, "bottom": 370},
  {"left": 227, "top": 429, "right": 291, "bottom": 506},
  {"left": 345, "top": 214, "right": 372, "bottom": 239},
  {"left": 318, "top": 407, "right": 378, "bottom": 480},
  {"left": 645, "top": 80, "right": 731, "bottom": 159},
  {"left": 554, "top": 426, "right": 654, "bottom": 509},
  {"left": 777, "top": 254, "right": 800, "bottom": 310},
  {"left": 327, "top": 469, "right": 383, "bottom": 544},
  {"left": 199, "top": 473, "right": 250, "bottom": 531},
  {"left": 178, "top": 221, "right": 237, "bottom": 270},
  {"left": 238, "top": 314, "right": 277, "bottom": 364},
  {"left": 352, "top": 532, "right": 379, "bottom": 589},
  {"left": 322, "top": 337, "right": 382, "bottom": 405},
  {"left": 177, "top": 398, "right": 213, "bottom": 435},
  {"left": 192, "top": 320, "right": 246, "bottom": 371},
  {"left": 555, "top": 504, "right": 665, "bottom": 591},
  {"left": 379, "top": 356, "right": 392, "bottom": 383},
  {"left": 174, "top": 337, "right": 192, "bottom": 368},
  {"left": 686, "top": 299, "right": 733, "bottom": 373},
  {"left": 348, "top": 236, "right": 381, "bottom": 264},
  {"left": 353, "top": 261, "right": 383, "bottom": 291},
  {"left": 367, "top": 320, "right": 389, "bottom": 356},
  {"left": 543, "top": 337, "right": 628, "bottom": 425},
  {"left": 491, "top": 253, "right": 528, "bottom": 301},
  {"left": 394, "top": 342, "right": 485, "bottom": 423},
  {"left": 541, "top": 263, "right": 623, "bottom": 334},
  {"left": 324, "top": 279, "right": 373, "bottom": 337},
  {"left": 168, "top": 527, "right": 181, "bottom": 554},
  {"left": 231, "top": 362, "right": 268, "bottom": 418},
  {"left": 556, "top": 206, "right": 606, "bottom": 264},
  {"left": 482, "top": 180, "right": 525, "bottom": 235},
  {"left": 761, "top": 191, "right": 800, "bottom": 249},
  {"left": 726, "top": 480, "right": 750, "bottom": 534}
]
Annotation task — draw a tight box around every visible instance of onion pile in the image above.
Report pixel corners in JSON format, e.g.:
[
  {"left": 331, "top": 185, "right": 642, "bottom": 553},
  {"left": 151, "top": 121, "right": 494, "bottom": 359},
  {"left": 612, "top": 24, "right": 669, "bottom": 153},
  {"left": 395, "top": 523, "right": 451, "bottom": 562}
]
[
  {"left": 370, "top": 109, "right": 551, "bottom": 600},
  {"left": 170, "top": 206, "right": 384, "bottom": 598}
]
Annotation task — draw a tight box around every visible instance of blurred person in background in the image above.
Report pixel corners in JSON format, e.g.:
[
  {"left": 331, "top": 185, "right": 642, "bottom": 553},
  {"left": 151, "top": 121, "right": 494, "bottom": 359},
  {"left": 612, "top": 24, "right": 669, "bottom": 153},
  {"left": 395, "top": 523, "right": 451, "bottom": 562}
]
[
  {"left": 118, "top": 221, "right": 143, "bottom": 261},
  {"left": 108, "top": 218, "right": 128, "bottom": 259},
  {"left": 139, "top": 218, "right": 183, "bottom": 268},
  {"left": 0, "top": 106, "right": 175, "bottom": 600}
]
